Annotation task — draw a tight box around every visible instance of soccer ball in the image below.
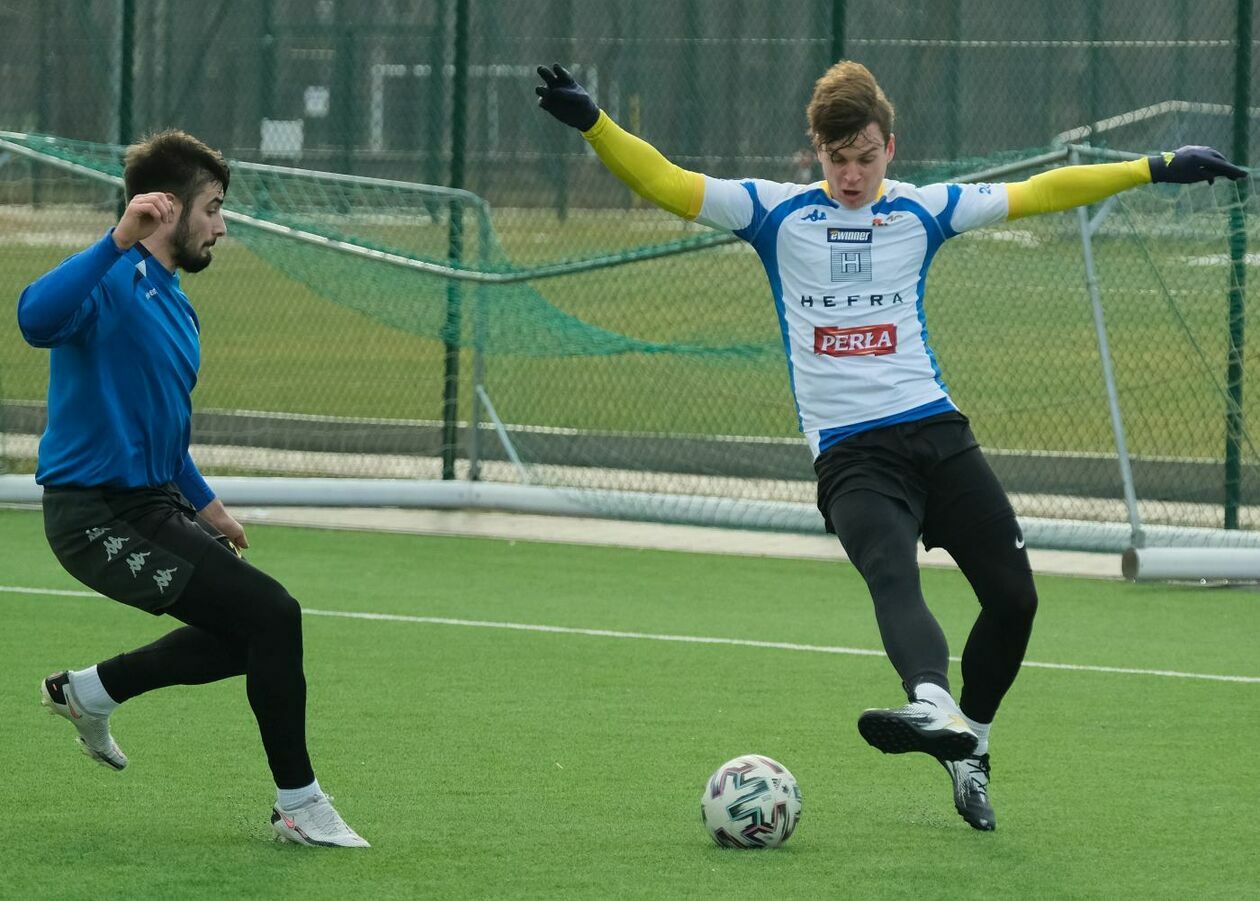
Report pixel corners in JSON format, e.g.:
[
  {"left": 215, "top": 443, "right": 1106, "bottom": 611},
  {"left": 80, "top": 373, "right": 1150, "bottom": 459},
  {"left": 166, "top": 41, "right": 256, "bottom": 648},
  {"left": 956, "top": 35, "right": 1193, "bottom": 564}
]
[{"left": 700, "top": 754, "right": 802, "bottom": 849}]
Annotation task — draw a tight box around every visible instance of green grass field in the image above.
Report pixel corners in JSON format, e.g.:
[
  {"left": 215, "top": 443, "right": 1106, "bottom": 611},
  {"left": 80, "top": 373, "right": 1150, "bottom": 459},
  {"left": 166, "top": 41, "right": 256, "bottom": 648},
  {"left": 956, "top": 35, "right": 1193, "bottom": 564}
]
[
  {"left": 3, "top": 195, "right": 1259, "bottom": 464},
  {"left": 1, "top": 506, "right": 1257, "bottom": 900}
]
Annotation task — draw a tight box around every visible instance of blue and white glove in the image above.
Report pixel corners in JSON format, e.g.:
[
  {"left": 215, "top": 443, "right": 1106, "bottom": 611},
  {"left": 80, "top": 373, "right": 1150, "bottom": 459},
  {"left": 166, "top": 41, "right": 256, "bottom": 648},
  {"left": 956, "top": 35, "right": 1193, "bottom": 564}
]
[
  {"left": 535, "top": 63, "right": 600, "bottom": 132},
  {"left": 1147, "top": 146, "right": 1248, "bottom": 184}
]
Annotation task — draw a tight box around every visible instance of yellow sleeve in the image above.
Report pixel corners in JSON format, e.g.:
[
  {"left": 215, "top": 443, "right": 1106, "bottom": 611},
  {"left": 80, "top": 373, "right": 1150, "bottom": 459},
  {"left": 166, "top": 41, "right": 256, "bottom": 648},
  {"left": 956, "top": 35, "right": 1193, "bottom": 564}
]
[
  {"left": 1005, "top": 159, "right": 1152, "bottom": 221},
  {"left": 582, "top": 111, "right": 706, "bottom": 220}
]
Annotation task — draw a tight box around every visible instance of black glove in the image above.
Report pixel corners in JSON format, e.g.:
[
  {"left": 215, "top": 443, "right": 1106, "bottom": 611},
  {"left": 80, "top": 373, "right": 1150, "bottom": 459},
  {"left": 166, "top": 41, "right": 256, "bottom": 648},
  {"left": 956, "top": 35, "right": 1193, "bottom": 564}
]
[
  {"left": 535, "top": 63, "right": 600, "bottom": 132},
  {"left": 1147, "top": 146, "right": 1248, "bottom": 185}
]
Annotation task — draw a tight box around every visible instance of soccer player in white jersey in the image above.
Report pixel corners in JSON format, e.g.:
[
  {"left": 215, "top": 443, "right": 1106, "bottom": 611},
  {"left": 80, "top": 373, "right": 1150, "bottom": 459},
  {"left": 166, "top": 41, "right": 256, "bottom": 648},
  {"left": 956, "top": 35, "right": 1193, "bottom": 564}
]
[{"left": 536, "top": 61, "right": 1246, "bottom": 830}]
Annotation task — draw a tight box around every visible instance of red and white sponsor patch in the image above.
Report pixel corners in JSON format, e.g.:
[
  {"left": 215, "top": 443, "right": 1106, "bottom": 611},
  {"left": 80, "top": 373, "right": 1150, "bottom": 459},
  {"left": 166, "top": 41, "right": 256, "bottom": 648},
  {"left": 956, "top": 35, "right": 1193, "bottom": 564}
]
[{"left": 814, "top": 323, "right": 896, "bottom": 356}]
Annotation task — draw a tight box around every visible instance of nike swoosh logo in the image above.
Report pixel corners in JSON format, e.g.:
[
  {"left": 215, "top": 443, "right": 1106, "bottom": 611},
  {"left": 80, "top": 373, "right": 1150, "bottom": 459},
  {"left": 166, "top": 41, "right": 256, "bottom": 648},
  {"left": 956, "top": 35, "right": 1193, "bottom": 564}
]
[
  {"left": 66, "top": 701, "right": 82, "bottom": 719},
  {"left": 1015, "top": 537, "right": 1025, "bottom": 549},
  {"left": 283, "top": 815, "right": 296, "bottom": 829}
]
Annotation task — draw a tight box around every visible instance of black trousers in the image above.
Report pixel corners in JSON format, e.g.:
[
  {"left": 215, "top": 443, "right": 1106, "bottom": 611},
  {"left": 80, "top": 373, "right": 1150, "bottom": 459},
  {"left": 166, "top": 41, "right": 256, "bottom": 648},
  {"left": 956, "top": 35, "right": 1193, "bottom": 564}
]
[
  {"left": 42, "top": 485, "right": 314, "bottom": 789},
  {"left": 815, "top": 413, "right": 1039, "bottom": 723}
]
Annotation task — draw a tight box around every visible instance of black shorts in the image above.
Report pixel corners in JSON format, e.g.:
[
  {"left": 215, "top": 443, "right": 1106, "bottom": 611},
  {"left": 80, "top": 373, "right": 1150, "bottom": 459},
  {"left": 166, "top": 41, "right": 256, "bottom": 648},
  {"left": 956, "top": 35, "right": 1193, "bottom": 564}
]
[
  {"left": 814, "top": 411, "right": 1016, "bottom": 550},
  {"left": 42, "top": 484, "right": 233, "bottom": 614}
]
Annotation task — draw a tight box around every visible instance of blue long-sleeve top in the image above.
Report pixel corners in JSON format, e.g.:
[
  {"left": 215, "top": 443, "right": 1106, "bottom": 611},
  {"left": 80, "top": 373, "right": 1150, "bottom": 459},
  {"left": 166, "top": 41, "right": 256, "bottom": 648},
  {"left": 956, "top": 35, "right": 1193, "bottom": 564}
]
[{"left": 17, "top": 230, "right": 214, "bottom": 510}]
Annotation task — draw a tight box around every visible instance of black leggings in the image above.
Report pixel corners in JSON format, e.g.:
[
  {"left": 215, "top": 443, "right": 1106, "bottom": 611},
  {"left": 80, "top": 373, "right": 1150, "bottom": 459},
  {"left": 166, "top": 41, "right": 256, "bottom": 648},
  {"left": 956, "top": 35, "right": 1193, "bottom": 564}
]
[
  {"left": 43, "top": 486, "right": 314, "bottom": 789},
  {"left": 96, "top": 558, "right": 313, "bottom": 789},
  {"left": 828, "top": 449, "right": 1038, "bottom": 723}
]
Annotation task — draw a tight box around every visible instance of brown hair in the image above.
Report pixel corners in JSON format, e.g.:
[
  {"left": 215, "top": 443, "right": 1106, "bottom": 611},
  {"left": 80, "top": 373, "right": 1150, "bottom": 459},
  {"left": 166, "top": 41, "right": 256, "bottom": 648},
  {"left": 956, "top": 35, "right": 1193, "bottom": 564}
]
[
  {"left": 123, "top": 129, "right": 230, "bottom": 204},
  {"left": 806, "top": 60, "right": 895, "bottom": 149}
]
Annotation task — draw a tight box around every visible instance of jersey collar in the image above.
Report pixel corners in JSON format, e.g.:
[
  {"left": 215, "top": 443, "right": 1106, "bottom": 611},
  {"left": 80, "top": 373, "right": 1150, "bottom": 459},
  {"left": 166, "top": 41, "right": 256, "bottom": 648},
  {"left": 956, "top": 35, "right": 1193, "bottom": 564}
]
[
  {"left": 819, "top": 180, "right": 889, "bottom": 208},
  {"left": 133, "top": 240, "right": 178, "bottom": 285}
]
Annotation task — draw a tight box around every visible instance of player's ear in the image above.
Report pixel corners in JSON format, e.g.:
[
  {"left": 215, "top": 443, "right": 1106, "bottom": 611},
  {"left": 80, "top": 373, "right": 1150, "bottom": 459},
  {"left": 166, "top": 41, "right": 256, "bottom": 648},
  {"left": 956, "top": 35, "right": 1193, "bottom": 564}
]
[{"left": 886, "top": 133, "right": 896, "bottom": 162}]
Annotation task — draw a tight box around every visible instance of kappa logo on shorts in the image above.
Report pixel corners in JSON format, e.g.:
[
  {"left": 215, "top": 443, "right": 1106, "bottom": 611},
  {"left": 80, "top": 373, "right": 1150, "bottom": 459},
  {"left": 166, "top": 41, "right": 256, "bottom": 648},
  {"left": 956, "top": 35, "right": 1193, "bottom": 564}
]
[
  {"left": 125, "top": 551, "right": 152, "bottom": 577},
  {"left": 102, "top": 535, "right": 130, "bottom": 561},
  {"left": 814, "top": 323, "right": 897, "bottom": 357},
  {"left": 153, "top": 568, "right": 178, "bottom": 593},
  {"left": 85, "top": 527, "right": 110, "bottom": 542}
]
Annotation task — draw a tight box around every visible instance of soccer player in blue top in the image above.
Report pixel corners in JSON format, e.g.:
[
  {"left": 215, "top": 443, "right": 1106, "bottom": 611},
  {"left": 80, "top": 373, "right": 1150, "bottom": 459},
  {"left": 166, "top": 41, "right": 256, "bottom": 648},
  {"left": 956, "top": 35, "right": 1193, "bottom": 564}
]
[
  {"left": 19, "top": 130, "right": 368, "bottom": 848},
  {"left": 536, "top": 61, "right": 1246, "bottom": 830}
]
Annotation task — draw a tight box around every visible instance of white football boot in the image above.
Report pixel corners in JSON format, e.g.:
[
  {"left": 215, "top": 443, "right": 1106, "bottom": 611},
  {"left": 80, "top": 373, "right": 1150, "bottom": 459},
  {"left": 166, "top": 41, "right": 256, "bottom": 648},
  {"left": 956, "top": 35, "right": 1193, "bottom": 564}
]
[
  {"left": 40, "top": 671, "right": 128, "bottom": 771},
  {"left": 857, "top": 697, "right": 978, "bottom": 761},
  {"left": 271, "top": 794, "right": 371, "bottom": 848}
]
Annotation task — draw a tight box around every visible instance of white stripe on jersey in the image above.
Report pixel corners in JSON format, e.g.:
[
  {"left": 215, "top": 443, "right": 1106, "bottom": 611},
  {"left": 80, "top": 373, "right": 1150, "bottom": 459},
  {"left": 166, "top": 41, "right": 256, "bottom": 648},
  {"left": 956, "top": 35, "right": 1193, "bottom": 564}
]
[{"left": 697, "top": 176, "right": 1008, "bottom": 456}]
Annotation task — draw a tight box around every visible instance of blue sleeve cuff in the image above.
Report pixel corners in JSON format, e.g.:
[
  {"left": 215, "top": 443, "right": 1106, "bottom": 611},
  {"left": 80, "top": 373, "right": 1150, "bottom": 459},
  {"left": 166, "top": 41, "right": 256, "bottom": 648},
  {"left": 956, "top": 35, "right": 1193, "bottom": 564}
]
[{"left": 174, "top": 452, "right": 215, "bottom": 511}]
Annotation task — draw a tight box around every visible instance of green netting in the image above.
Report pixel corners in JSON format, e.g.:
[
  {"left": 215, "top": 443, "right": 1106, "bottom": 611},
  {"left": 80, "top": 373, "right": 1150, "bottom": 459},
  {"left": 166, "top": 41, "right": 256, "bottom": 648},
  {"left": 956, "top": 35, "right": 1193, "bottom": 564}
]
[
  {"left": 8, "top": 131, "right": 772, "bottom": 360},
  {"left": 2, "top": 131, "right": 1257, "bottom": 546}
]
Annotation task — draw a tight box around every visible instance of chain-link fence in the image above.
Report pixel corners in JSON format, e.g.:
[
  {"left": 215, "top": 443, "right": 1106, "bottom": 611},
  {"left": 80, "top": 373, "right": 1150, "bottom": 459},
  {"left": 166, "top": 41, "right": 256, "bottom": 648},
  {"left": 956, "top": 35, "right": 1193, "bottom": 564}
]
[
  {"left": 2, "top": 2, "right": 1255, "bottom": 180},
  {"left": 1, "top": 1, "right": 1257, "bottom": 549}
]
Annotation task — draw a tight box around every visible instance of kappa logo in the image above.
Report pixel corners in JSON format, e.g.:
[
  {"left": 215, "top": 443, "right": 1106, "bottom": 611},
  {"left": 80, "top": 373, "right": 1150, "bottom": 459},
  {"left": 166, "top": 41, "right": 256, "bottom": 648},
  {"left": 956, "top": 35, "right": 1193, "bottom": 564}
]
[
  {"left": 102, "top": 535, "right": 129, "bottom": 561},
  {"left": 153, "top": 568, "right": 178, "bottom": 593},
  {"left": 800, "top": 209, "right": 827, "bottom": 222},
  {"left": 125, "top": 551, "right": 152, "bottom": 577},
  {"left": 85, "top": 527, "right": 110, "bottom": 542},
  {"left": 144, "top": 287, "right": 158, "bottom": 300}
]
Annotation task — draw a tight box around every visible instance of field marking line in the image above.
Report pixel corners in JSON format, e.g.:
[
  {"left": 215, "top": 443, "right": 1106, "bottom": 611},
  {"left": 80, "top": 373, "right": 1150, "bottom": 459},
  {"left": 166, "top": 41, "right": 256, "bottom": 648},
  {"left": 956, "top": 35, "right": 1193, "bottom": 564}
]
[{"left": 3, "top": 585, "right": 1258, "bottom": 684}]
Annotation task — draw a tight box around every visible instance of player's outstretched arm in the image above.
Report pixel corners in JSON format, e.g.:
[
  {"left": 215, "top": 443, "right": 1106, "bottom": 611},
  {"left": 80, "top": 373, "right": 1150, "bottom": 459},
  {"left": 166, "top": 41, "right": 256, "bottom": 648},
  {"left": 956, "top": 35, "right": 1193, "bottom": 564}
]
[
  {"left": 1007, "top": 146, "right": 1247, "bottom": 221},
  {"left": 536, "top": 63, "right": 705, "bottom": 220}
]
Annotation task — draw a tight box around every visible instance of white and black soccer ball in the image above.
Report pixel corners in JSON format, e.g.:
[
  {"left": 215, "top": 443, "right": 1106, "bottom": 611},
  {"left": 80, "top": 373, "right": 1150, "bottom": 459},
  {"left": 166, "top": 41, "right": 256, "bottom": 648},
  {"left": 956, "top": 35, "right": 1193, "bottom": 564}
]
[{"left": 700, "top": 754, "right": 802, "bottom": 849}]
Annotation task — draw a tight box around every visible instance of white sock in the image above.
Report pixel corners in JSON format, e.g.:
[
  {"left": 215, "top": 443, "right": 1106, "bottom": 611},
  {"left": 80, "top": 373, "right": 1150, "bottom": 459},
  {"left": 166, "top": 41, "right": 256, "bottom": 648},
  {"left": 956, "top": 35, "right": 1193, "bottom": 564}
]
[
  {"left": 68, "top": 666, "right": 119, "bottom": 716},
  {"left": 912, "top": 681, "right": 962, "bottom": 716},
  {"left": 277, "top": 779, "right": 322, "bottom": 811},
  {"left": 962, "top": 714, "right": 991, "bottom": 755}
]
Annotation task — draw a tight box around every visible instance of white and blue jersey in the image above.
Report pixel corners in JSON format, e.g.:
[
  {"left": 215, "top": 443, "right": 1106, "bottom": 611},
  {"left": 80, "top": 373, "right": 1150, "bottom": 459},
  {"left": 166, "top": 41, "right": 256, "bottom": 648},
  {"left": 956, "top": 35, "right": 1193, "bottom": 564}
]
[
  {"left": 697, "top": 176, "right": 1008, "bottom": 456},
  {"left": 18, "top": 230, "right": 214, "bottom": 509}
]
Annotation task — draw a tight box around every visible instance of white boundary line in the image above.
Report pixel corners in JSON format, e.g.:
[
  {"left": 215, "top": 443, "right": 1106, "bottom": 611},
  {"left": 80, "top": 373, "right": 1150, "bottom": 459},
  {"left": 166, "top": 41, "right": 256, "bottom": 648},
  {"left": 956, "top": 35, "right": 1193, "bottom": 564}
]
[{"left": 3, "top": 585, "right": 1257, "bottom": 685}]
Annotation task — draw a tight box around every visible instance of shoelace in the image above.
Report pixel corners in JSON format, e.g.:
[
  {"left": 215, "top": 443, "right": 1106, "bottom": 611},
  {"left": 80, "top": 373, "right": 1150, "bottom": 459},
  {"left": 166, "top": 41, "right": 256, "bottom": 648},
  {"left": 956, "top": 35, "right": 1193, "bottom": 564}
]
[{"left": 962, "top": 757, "right": 990, "bottom": 795}]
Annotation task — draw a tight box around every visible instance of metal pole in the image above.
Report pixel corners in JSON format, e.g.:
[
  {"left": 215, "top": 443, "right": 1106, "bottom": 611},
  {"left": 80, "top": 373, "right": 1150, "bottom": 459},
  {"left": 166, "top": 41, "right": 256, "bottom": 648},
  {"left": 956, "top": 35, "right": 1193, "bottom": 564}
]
[
  {"left": 161, "top": 0, "right": 173, "bottom": 123},
  {"left": 34, "top": 1, "right": 52, "bottom": 207},
  {"left": 831, "top": 0, "right": 846, "bottom": 62},
  {"left": 260, "top": 0, "right": 276, "bottom": 123},
  {"left": 118, "top": 0, "right": 134, "bottom": 144},
  {"left": 441, "top": 0, "right": 470, "bottom": 481},
  {"left": 335, "top": 4, "right": 355, "bottom": 176},
  {"left": 468, "top": 210, "right": 492, "bottom": 482},
  {"left": 683, "top": 0, "right": 703, "bottom": 160},
  {"left": 1072, "top": 148, "right": 1145, "bottom": 547},
  {"left": 426, "top": 0, "right": 448, "bottom": 196},
  {"left": 945, "top": 0, "right": 961, "bottom": 162},
  {"left": 555, "top": 0, "right": 574, "bottom": 221},
  {"left": 257, "top": 0, "right": 276, "bottom": 213},
  {"left": 1224, "top": 0, "right": 1251, "bottom": 529},
  {"left": 117, "top": 0, "right": 135, "bottom": 215}
]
